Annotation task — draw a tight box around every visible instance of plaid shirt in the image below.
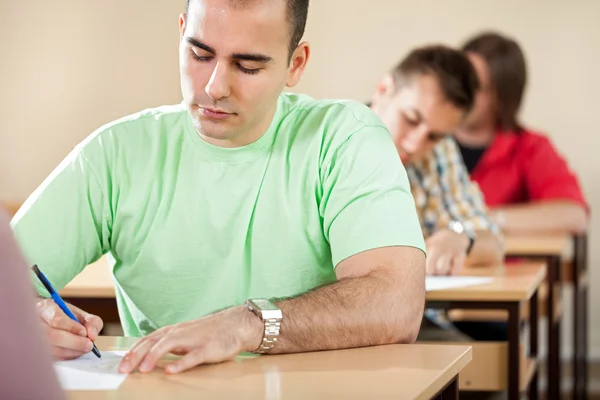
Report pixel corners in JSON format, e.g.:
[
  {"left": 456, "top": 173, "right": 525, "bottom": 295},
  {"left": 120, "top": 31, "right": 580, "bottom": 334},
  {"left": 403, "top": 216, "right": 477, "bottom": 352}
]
[{"left": 405, "top": 138, "right": 501, "bottom": 239}]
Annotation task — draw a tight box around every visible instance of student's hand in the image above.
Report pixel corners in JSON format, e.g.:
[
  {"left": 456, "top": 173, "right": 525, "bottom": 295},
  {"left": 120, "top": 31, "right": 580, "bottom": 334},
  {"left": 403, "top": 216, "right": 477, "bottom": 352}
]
[
  {"left": 425, "top": 229, "right": 470, "bottom": 276},
  {"left": 118, "top": 305, "right": 263, "bottom": 375},
  {"left": 37, "top": 298, "right": 104, "bottom": 360}
]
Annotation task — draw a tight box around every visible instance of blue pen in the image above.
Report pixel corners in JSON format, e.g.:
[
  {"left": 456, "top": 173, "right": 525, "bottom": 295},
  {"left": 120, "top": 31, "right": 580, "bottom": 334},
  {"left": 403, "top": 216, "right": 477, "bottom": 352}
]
[{"left": 32, "top": 264, "right": 101, "bottom": 358}]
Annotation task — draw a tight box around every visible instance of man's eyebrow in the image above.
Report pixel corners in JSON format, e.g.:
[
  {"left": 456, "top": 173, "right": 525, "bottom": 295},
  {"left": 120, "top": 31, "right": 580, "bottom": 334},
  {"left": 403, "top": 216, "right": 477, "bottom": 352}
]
[
  {"left": 186, "top": 37, "right": 215, "bottom": 54},
  {"left": 231, "top": 53, "right": 273, "bottom": 63},
  {"left": 185, "top": 37, "right": 273, "bottom": 63}
]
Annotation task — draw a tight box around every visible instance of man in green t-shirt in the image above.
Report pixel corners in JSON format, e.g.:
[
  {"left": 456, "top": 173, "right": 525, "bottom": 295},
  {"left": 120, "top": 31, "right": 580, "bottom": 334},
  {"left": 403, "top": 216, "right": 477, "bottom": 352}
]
[{"left": 11, "top": 0, "right": 426, "bottom": 374}]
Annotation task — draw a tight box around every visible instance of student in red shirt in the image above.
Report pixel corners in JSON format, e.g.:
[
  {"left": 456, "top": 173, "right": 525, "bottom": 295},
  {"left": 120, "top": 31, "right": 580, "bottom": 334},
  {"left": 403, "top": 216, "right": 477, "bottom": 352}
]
[{"left": 454, "top": 31, "right": 588, "bottom": 235}]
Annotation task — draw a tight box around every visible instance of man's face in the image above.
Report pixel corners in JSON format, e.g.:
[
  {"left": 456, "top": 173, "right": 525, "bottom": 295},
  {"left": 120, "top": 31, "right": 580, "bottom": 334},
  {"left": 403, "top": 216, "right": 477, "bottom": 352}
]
[
  {"left": 463, "top": 52, "right": 495, "bottom": 128},
  {"left": 179, "top": 0, "right": 307, "bottom": 147},
  {"left": 372, "top": 74, "right": 466, "bottom": 164}
]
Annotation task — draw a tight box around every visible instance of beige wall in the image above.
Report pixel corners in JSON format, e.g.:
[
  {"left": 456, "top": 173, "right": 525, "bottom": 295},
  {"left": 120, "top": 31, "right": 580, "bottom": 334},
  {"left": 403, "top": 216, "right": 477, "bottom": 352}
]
[{"left": 1, "top": 1, "right": 598, "bottom": 354}]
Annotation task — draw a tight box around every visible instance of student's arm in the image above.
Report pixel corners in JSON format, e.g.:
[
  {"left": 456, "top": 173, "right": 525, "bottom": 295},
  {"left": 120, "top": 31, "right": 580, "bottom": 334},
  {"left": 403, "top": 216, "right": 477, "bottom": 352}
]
[
  {"left": 425, "top": 139, "right": 503, "bottom": 275},
  {"left": 118, "top": 122, "right": 427, "bottom": 374},
  {"left": 493, "top": 201, "right": 588, "bottom": 234},
  {"left": 11, "top": 141, "right": 111, "bottom": 293},
  {"left": 493, "top": 135, "right": 588, "bottom": 234},
  {"left": 0, "top": 211, "right": 65, "bottom": 400},
  {"left": 11, "top": 135, "right": 111, "bottom": 359}
]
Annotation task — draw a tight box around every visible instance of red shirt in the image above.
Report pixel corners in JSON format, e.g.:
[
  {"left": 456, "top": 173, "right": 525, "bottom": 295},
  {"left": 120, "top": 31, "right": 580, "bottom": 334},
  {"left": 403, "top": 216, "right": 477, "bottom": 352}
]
[{"left": 470, "top": 129, "right": 587, "bottom": 209}]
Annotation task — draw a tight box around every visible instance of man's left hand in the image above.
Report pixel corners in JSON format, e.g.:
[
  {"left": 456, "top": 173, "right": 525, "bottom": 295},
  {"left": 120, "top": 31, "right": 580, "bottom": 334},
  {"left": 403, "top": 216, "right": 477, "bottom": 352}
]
[
  {"left": 425, "top": 229, "right": 470, "bottom": 276},
  {"left": 118, "top": 305, "right": 263, "bottom": 374}
]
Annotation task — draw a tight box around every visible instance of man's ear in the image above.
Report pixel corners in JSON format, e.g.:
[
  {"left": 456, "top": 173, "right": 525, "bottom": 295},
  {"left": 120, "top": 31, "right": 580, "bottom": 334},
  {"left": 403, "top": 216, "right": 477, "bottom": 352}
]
[
  {"left": 286, "top": 42, "right": 311, "bottom": 88},
  {"left": 376, "top": 74, "right": 396, "bottom": 97},
  {"left": 179, "top": 13, "right": 187, "bottom": 40}
]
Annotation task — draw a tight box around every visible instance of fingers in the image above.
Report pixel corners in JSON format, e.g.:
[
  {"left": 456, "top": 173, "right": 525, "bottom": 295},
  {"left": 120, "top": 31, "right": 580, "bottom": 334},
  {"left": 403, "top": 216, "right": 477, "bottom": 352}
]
[
  {"left": 425, "top": 251, "right": 438, "bottom": 275},
  {"left": 66, "top": 302, "right": 104, "bottom": 340},
  {"left": 450, "top": 254, "right": 466, "bottom": 276},
  {"left": 82, "top": 314, "right": 104, "bottom": 341},
  {"left": 119, "top": 336, "right": 161, "bottom": 374},
  {"left": 166, "top": 349, "right": 205, "bottom": 374},
  {"left": 44, "top": 324, "right": 94, "bottom": 355},
  {"left": 435, "top": 254, "right": 452, "bottom": 276},
  {"left": 38, "top": 299, "right": 86, "bottom": 337},
  {"left": 138, "top": 336, "right": 182, "bottom": 373},
  {"left": 52, "top": 346, "right": 89, "bottom": 361},
  {"left": 165, "top": 342, "right": 238, "bottom": 374}
]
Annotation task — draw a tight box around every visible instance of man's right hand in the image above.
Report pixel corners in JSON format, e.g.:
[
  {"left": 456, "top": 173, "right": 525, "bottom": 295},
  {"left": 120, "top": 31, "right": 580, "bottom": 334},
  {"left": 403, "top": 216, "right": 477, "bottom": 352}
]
[{"left": 36, "top": 298, "right": 104, "bottom": 360}]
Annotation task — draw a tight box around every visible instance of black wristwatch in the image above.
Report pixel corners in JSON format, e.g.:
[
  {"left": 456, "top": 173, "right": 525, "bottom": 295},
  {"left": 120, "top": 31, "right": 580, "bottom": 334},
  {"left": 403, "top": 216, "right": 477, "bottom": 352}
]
[{"left": 448, "top": 221, "right": 475, "bottom": 255}]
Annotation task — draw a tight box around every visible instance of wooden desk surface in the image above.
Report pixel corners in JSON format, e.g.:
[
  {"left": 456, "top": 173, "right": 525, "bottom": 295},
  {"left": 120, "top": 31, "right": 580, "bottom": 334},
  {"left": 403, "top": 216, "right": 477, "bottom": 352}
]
[
  {"left": 504, "top": 233, "right": 572, "bottom": 260},
  {"left": 60, "top": 257, "right": 115, "bottom": 298},
  {"left": 63, "top": 259, "right": 547, "bottom": 304},
  {"left": 426, "top": 261, "right": 546, "bottom": 302},
  {"left": 67, "top": 337, "right": 472, "bottom": 400}
]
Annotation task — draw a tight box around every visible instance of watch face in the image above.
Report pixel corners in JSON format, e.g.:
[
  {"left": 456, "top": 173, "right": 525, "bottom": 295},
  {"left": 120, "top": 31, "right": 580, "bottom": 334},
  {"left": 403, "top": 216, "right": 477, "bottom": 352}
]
[
  {"left": 251, "top": 299, "right": 278, "bottom": 311},
  {"left": 449, "top": 221, "right": 464, "bottom": 234}
]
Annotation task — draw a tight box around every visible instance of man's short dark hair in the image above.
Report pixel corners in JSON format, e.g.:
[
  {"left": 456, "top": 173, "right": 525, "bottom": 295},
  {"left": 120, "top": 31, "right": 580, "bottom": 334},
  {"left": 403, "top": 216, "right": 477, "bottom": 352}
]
[
  {"left": 392, "top": 45, "right": 480, "bottom": 113},
  {"left": 185, "top": 0, "right": 309, "bottom": 59},
  {"left": 462, "top": 31, "right": 526, "bottom": 132}
]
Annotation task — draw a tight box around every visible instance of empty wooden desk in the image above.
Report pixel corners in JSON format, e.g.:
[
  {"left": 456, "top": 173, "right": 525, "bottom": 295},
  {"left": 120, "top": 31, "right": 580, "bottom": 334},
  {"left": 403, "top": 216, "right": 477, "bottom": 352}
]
[
  {"left": 66, "top": 337, "right": 471, "bottom": 400},
  {"left": 426, "top": 262, "right": 546, "bottom": 400},
  {"left": 505, "top": 233, "right": 588, "bottom": 400},
  {"left": 60, "top": 256, "right": 118, "bottom": 324}
]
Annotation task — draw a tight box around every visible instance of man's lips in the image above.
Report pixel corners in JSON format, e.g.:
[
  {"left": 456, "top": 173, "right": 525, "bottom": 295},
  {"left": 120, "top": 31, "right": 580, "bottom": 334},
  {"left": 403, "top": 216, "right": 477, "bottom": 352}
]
[{"left": 199, "top": 107, "right": 234, "bottom": 120}]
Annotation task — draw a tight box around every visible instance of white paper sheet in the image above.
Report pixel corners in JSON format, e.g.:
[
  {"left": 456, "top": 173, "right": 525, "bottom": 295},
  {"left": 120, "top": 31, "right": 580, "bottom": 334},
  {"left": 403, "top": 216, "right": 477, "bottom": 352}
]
[
  {"left": 425, "top": 276, "right": 494, "bottom": 291},
  {"left": 54, "top": 351, "right": 128, "bottom": 391}
]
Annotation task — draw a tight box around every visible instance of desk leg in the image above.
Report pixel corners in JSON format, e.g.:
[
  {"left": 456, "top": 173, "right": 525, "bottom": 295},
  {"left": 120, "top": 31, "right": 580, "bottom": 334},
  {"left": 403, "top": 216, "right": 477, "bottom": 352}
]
[
  {"left": 434, "top": 374, "right": 458, "bottom": 400},
  {"left": 529, "top": 289, "right": 539, "bottom": 400},
  {"left": 573, "top": 234, "right": 588, "bottom": 400},
  {"left": 547, "top": 255, "right": 561, "bottom": 400},
  {"left": 508, "top": 301, "right": 521, "bottom": 400}
]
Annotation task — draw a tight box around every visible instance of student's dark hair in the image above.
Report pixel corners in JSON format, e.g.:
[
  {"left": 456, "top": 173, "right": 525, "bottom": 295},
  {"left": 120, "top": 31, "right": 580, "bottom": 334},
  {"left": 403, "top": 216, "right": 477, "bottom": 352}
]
[
  {"left": 185, "top": 0, "right": 309, "bottom": 59},
  {"left": 462, "top": 31, "right": 527, "bottom": 132},
  {"left": 392, "top": 45, "right": 480, "bottom": 113}
]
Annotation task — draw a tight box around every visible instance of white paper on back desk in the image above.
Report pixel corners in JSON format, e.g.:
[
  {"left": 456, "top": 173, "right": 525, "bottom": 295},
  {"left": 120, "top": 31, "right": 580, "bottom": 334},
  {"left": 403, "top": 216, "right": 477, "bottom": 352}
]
[
  {"left": 54, "top": 351, "right": 128, "bottom": 390},
  {"left": 426, "top": 276, "right": 494, "bottom": 291}
]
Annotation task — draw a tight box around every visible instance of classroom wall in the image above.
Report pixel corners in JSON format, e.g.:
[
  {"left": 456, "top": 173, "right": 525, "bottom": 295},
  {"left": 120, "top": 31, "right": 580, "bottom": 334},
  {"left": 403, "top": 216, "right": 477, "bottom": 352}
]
[{"left": 1, "top": 1, "right": 599, "bottom": 356}]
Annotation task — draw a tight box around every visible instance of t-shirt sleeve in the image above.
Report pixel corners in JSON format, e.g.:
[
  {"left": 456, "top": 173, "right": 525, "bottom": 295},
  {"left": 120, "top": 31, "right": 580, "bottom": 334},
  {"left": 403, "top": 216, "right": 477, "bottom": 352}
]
[
  {"left": 522, "top": 134, "right": 588, "bottom": 209},
  {"left": 10, "top": 141, "right": 111, "bottom": 297},
  {"left": 319, "top": 125, "right": 426, "bottom": 267}
]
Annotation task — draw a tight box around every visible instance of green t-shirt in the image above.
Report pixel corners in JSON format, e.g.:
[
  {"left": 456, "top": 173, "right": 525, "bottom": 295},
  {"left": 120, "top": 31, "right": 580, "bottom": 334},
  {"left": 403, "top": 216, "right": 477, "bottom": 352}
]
[{"left": 12, "top": 93, "right": 425, "bottom": 337}]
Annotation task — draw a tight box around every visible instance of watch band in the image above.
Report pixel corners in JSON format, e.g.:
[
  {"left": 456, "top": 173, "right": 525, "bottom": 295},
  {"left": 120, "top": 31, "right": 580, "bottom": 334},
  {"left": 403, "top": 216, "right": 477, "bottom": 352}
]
[
  {"left": 245, "top": 299, "right": 282, "bottom": 354},
  {"left": 255, "top": 317, "right": 281, "bottom": 354},
  {"left": 465, "top": 235, "right": 475, "bottom": 255}
]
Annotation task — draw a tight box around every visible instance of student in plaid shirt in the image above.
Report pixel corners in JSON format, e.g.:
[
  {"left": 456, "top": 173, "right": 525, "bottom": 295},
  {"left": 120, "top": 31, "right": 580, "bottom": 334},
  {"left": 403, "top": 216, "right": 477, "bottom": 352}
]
[
  {"left": 370, "top": 45, "right": 504, "bottom": 277},
  {"left": 369, "top": 45, "right": 505, "bottom": 343}
]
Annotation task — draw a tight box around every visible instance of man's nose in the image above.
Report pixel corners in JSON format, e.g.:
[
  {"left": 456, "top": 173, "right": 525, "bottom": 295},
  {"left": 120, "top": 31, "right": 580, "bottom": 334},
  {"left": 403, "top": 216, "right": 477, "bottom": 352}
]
[{"left": 205, "top": 62, "right": 231, "bottom": 100}]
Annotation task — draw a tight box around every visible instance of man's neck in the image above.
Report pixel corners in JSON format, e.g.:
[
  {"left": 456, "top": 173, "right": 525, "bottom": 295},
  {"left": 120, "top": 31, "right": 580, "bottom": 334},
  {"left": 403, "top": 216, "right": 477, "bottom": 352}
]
[{"left": 456, "top": 121, "right": 496, "bottom": 148}]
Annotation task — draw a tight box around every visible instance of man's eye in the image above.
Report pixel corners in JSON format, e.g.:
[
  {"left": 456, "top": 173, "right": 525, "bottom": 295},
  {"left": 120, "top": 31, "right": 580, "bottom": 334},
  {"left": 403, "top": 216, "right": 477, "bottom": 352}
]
[
  {"left": 190, "top": 50, "right": 211, "bottom": 62},
  {"left": 237, "top": 64, "right": 261, "bottom": 75},
  {"left": 403, "top": 113, "right": 419, "bottom": 126}
]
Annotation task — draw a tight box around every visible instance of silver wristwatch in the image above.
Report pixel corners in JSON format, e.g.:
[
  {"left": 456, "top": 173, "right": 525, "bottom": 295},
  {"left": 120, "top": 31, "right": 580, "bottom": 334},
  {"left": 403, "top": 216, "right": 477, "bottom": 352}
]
[
  {"left": 448, "top": 220, "right": 476, "bottom": 255},
  {"left": 244, "top": 299, "right": 283, "bottom": 354}
]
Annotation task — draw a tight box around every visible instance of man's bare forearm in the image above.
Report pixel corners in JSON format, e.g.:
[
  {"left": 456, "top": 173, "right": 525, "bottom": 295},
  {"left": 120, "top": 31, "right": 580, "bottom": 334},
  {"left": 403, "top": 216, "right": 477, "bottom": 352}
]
[
  {"left": 466, "top": 229, "right": 504, "bottom": 266},
  {"left": 493, "top": 201, "right": 588, "bottom": 234},
  {"left": 267, "top": 270, "right": 424, "bottom": 354}
]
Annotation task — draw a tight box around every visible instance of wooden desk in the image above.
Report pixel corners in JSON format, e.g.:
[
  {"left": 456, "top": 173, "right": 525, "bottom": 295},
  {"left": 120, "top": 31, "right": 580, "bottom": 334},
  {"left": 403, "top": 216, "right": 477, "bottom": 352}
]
[
  {"left": 67, "top": 337, "right": 472, "bottom": 400},
  {"left": 60, "top": 256, "right": 119, "bottom": 324},
  {"left": 505, "top": 233, "right": 588, "bottom": 400},
  {"left": 426, "top": 262, "right": 545, "bottom": 400}
]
